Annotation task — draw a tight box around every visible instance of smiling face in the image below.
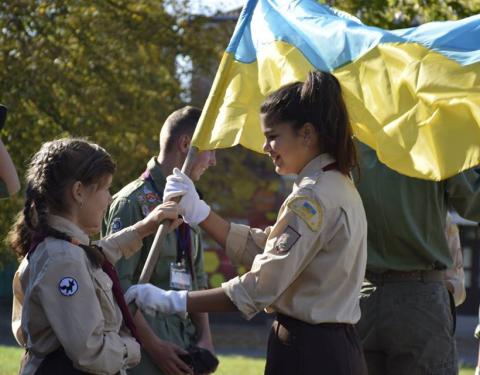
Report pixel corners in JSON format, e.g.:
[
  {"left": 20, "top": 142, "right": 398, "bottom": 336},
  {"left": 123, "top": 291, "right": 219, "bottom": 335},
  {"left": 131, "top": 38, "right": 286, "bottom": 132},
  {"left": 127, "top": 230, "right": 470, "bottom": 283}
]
[
  {"left": 76, "top": 174, "right": 113, "bottom": 235},
  {"left": 190, "top": 150, "right": 216, "bottom": 181},
  {"left": 261, "top": 116, "right": 317, "bottom": 175}
]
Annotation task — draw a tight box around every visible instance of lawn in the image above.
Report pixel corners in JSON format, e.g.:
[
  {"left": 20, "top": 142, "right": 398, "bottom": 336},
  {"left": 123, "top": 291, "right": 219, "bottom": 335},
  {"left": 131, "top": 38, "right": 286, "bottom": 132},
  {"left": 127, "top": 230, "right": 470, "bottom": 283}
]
[
  {"left": 0, "top": 345, "right": 475, "bottom": 375},
  {"left": 0, "top": 346, "right": 265, "bottom": 375}
]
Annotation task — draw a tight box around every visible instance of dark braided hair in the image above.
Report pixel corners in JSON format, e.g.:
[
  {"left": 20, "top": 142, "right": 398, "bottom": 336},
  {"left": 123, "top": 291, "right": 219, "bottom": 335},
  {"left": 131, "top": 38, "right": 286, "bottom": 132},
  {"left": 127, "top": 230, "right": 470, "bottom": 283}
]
[
  {"left": 260, "top": 71, "right": 358, "bottom": 175},
  {"left": 7, "top": 138, "right": 116, "bottom": 265}
]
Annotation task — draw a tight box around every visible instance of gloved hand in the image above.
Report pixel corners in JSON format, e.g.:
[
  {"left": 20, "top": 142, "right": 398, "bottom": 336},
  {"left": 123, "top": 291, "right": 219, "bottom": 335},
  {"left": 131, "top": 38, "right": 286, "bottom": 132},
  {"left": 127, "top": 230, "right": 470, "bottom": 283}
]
[
  {"left": 125, "top": 284, "right": 187, "bottom": 317},
  {"left": 163, "top": 168, "right": 210, "bottom": 225}
]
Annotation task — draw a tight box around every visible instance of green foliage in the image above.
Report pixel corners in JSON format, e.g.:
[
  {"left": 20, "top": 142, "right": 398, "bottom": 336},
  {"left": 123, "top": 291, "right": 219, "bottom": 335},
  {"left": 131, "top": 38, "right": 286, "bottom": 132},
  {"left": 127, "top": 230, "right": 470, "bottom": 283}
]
[
  {"left": 0, "top": 0, "right": 221, "bottom": 267},
  {"left": 324, "top": 0, "right": 480, "bottom": 28}
]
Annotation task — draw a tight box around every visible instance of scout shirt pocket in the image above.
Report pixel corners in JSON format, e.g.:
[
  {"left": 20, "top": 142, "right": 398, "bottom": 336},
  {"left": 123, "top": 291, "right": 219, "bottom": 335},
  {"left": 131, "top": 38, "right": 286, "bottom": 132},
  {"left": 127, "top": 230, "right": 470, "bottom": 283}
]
[{"left": 92, "top": 268, "right": 118, "bottom": 329}]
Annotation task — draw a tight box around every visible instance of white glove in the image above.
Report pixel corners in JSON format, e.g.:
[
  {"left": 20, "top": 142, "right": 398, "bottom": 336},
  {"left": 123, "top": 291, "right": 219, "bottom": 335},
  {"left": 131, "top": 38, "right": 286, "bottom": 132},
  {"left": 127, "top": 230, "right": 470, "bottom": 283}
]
[
  {"left": 125, "top": 284, "right": 187, "bottom": 317},
  {"left": 163, "top": 168, "right": 210, "bottom": 225}
]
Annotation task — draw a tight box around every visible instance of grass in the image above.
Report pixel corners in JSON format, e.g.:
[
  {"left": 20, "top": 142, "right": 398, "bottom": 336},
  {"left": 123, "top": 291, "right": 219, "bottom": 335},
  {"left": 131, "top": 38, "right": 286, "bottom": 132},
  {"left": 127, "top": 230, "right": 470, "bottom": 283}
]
[
  {"left": 0, "top": 346, "right": 23, "bottom": 375},
  {"left": 0, "top": 346, "right": 265, "bottom": 375},
  {"left": 0, "top": 345, "right": 475, "bottom": 375}
]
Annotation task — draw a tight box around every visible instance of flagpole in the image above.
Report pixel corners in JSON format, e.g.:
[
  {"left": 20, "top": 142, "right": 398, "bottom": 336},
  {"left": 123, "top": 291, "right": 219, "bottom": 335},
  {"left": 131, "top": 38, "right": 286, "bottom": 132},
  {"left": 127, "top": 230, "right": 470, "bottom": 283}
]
[{"left": 138, "top": 146, "right": 198, "bottom": 284}]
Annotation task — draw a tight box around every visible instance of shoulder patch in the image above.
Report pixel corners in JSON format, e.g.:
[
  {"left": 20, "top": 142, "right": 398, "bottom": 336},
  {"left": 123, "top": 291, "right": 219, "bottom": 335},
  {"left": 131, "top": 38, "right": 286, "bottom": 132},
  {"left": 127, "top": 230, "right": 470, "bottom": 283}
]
[
  {"left": 287, "top": 196, "right": 323, "bottom": 231},
  {"left": 274, "top": 225, "right": 301, "bottom": 254},
  {"left": 58, "top": 277, "right": 79, "bottom": 297},
  {"left": 111, "top": 217, "right": 123, "bottom": 233}
]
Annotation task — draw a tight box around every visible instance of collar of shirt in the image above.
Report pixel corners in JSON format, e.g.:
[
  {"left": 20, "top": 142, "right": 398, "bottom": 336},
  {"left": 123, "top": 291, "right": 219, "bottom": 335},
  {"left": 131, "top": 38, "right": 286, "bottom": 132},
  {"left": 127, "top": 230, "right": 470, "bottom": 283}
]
[
  {"left": 294, "top": 153, "right": 336, "bottom": 189},
  {"left": 146, "top": 157, "right": 166, "bottom": 193},
  {"left": 47, "top": 214, "right": 90, "bottom": 245}
]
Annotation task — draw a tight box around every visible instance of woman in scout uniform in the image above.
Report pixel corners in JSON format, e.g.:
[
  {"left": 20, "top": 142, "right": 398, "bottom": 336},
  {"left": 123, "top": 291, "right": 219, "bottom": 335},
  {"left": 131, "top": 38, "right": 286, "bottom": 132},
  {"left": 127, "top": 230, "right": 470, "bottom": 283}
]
[
  {"left": 127, "top": 71, "right": 368, "bottom": 374},
  {"left": 8, "top": 138, "right": 181, "bottom": 375}
]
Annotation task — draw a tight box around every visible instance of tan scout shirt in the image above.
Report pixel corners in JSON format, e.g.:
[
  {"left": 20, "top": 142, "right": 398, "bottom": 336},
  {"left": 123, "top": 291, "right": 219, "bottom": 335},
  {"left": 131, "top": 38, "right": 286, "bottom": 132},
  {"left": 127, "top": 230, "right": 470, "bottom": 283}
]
[
  {"left": 222, "top": 154, "right": 367, "bottom": 324},
  {"left": 12, "top": 215, "right": 143, "bottom": 375}
]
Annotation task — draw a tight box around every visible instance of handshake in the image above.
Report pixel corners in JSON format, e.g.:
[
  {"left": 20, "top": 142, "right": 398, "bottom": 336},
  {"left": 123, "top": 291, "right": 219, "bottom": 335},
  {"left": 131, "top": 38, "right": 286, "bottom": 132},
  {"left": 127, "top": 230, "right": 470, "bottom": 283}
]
[{"left": 163, "top": 168, "right": 210, "bottom": 225}]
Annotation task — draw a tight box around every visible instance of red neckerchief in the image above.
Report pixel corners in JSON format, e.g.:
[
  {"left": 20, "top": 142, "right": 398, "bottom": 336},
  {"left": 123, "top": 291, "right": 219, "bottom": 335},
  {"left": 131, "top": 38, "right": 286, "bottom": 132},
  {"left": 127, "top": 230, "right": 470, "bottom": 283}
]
[{"left": 322, "top": 162, "right": 338, "bottom": 172}]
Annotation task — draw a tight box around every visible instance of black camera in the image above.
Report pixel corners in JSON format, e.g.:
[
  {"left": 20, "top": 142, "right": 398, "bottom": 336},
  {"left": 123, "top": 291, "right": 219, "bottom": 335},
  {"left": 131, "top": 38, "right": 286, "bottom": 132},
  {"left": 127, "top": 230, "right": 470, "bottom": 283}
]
[{"left": 179, "top": 346, "right": 219, "bottom": 374}]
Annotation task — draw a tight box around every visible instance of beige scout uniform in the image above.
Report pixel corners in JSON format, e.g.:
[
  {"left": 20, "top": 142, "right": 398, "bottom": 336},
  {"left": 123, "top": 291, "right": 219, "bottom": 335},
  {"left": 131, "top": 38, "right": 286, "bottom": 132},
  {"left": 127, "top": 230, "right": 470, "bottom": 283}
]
[
  {"left": 12, "top": 215, "right": 143, "bottom": 375},
  {"left": 221, "top": 153, "right": 367, "bottom": 324}
]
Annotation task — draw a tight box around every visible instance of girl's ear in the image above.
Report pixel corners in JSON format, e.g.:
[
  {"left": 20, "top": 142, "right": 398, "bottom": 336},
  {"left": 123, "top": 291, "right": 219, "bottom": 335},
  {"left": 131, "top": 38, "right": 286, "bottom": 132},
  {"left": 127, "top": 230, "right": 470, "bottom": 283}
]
[
  {"left": 70, "top": 181, "right": 84, "bottom": 206},
  {"left": 300, "top": 122, "right": 316, "bottom": 146}
]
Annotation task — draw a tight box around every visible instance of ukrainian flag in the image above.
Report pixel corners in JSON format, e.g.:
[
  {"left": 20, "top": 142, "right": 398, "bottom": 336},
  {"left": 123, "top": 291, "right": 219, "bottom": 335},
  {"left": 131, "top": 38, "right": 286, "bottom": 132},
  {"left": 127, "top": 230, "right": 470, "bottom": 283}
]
[{"left": 192, "top": 0, "right": 480, "bottom": 181}]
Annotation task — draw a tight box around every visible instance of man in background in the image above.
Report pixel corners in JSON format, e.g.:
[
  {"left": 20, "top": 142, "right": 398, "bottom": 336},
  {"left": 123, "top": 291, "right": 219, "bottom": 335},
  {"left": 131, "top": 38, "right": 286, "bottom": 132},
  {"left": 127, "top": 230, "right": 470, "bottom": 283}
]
[{"left": 103, "top": 106, "right": 216, "bottom": 375}]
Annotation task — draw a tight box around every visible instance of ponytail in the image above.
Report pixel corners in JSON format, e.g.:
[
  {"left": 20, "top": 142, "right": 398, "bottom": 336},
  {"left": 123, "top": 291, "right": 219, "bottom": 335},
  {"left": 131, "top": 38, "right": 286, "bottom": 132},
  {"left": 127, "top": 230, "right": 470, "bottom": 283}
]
[{"left": 260, "top": 70, "right": 358, "bottom": 175}]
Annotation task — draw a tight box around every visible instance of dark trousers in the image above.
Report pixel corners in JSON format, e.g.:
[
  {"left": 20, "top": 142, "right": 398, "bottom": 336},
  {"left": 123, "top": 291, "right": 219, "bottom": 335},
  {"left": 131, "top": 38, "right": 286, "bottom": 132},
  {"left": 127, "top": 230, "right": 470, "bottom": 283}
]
[
  {"left": 357, "top": 280, "right": 457, "bottom": 375},
  {"left": 265, "top": 314, "right": 368, "bottom": 375},
  {"left": 20, "top": 347, "right": 90, "bottom": 375}
]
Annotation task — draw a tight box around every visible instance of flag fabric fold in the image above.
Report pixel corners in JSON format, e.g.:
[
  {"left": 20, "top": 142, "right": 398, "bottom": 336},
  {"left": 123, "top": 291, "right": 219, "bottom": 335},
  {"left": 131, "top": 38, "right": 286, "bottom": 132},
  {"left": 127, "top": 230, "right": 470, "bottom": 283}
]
[{"left": 192, "top": 0, "right": 480, "bottom": 180}]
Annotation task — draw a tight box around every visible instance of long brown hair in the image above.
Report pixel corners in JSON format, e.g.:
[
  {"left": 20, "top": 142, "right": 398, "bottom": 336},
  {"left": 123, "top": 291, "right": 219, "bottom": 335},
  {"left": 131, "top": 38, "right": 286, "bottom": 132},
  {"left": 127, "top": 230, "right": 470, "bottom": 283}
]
[
  {"left": 260, "top": 71, "right": 357, "bottom": 175},
  {"left": 7, "top": 138, "right": 116, "bottom": 259}
]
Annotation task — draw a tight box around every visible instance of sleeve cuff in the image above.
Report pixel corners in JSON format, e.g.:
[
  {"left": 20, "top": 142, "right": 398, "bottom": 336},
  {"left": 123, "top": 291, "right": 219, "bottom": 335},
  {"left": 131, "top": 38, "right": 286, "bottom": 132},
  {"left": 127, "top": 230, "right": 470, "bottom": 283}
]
[
  {"left": 222, "top": 276, "right": 259, "bottom": 320},
  {"left": 123, "top": 337, "right": 141, "bottom": 368},
  {"left": 225, "top": 223, "right": 251, "bottom": 265},
  {"left": 96, "top": 227, "right": 143, "bottom": 264}
]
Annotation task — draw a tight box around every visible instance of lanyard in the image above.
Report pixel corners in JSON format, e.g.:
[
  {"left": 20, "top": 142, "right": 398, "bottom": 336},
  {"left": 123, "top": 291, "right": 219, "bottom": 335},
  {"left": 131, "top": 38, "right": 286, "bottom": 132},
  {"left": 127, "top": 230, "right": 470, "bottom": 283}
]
[{"left": 141, "top": 169, "right": 195, "bottom": 279}]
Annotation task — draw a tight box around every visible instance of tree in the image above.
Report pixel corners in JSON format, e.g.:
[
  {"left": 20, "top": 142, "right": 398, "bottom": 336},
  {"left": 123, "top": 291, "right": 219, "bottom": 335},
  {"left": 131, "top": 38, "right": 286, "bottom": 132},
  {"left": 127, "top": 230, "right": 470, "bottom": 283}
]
[
  {"left": 0, "top": 0, "right": 221, "bottom": 268},
  {"left": 324, "top": 0, "right": 480, "bottom": 28}
]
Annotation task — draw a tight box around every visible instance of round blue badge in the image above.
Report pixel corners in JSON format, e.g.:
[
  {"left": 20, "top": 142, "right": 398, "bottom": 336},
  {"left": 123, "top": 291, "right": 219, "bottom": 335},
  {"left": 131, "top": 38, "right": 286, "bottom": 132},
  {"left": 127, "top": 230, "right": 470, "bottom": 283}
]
[
  {"left": 111, "top": 217, "right": 123, "bottom": 233},
  {"left": 58, "top": 277, "right": 79, "bottom": 297}
]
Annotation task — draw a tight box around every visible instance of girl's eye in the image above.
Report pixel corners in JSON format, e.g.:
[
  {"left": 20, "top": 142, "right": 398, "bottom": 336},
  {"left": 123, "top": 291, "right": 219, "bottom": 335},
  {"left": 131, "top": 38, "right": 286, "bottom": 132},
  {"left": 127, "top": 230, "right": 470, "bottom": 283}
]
[{"left": 267, "top": 135, "right": 277, "bottom": 141}]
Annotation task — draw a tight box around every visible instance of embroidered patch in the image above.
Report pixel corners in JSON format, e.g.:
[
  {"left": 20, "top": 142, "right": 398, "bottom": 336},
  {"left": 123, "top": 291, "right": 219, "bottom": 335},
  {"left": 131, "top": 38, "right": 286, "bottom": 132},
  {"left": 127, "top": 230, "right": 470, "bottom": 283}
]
[
  {"left": 111, "top": 217, "right": 123, "bottom": 233},
  {"left": 274, "top": 225, "right": 301, "bottom": 253},
  {"left": 58, "top": 277, "right": 78, "bottom": 297},
  {"left": 145, "top": 192, "right": 159, "bottom": 203},
  {"left": 287, "top": 196, "right": 323, "bottom": 231}
]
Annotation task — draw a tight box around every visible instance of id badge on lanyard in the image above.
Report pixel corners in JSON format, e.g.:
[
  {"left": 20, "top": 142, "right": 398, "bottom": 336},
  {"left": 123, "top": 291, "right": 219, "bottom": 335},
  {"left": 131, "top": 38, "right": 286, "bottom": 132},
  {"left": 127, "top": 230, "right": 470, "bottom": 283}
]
[
  {"left": 170, "top": 224, "right": 194, "bottom": 290},
  {"left": 170, "top": 262, "right": 192, "bottom": 290}
]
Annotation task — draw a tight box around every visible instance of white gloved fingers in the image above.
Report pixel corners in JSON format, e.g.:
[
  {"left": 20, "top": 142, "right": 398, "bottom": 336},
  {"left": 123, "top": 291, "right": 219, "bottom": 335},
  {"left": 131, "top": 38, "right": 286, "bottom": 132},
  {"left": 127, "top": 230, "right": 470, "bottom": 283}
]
[
  {"left": 164, "top": 174, "right": 191, "bottom": 202},
  {"left": 124, "top": 284, "right": 139, "bottom": 304},
  {"left": 163, "top": 190, "right": 186, "bottom": 202},
  {"left": 166, "top": 176, "right": 189, "bottom": 186},
  {"left": 172, "top": 167, "right": 192, "bottom": 183}
]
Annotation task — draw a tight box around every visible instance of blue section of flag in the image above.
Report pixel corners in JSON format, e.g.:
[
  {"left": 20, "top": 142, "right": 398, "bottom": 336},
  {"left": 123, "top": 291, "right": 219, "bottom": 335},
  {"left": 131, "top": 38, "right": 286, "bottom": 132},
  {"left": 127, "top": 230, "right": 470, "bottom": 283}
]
[{"left": 226, "top": 0, "right": 480, "bottom": 69}]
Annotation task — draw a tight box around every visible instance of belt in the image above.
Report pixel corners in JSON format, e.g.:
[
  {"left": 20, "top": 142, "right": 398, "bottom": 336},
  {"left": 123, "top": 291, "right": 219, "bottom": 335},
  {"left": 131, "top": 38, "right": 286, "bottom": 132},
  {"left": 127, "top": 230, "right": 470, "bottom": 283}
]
[{"left": 366, "top": 270, "right": 445, "bottom": 284}]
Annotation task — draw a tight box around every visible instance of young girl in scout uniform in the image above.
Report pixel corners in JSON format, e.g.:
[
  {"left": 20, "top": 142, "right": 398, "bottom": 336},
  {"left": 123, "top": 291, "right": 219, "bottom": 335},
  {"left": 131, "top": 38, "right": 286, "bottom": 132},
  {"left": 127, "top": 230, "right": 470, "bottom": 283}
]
[
  {"left": 8, "top": 138, "right": 181, "bottom": 375},
  {"left": 127, "top": 71, "right": 368, "bottom": 374}
]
